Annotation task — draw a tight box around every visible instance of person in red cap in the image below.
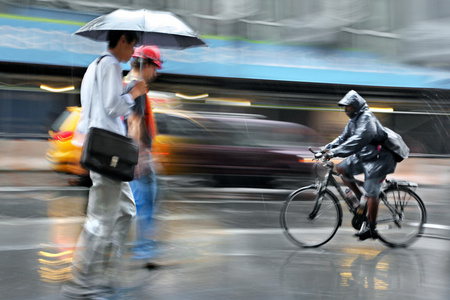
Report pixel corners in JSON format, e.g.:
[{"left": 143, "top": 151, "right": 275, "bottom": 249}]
[{"left": 123, "top": 45, "right": 163, "bottom": 270}]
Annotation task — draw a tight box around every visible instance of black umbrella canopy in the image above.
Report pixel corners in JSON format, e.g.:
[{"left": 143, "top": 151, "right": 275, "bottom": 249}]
[{"left": 74, "top": 9, "right": 207, "bottom": 49}]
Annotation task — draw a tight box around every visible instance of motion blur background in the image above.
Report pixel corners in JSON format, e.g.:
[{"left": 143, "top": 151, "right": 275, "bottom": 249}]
[
  {"left": 0, "top": 0, "right": 449, "bottom": 156},
  {"left": 0, "top": 2, "right": 449, "bottom": 299}
]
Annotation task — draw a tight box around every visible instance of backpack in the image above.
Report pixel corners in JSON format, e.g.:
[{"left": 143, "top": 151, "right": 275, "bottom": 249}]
[{"left": 382, "top": 127, "right": 410, "bottom": 162}]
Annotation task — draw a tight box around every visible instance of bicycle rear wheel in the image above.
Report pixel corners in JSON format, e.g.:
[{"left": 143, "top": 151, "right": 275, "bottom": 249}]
[
  {"left": 377, "top": 186, "right": 426, "bottom": 248},
  {"left": 280, "top": 186, "right": 342, "bottom": 248}
]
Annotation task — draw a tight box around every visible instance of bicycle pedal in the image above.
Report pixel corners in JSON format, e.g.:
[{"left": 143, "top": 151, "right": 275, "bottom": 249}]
[{"left": 351, "top": 215, "right": 365, "bottom": 230}]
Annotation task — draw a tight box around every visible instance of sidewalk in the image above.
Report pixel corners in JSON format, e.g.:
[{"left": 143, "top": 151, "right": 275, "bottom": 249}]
[
  {"left": 0, "top": 139, "right": 51, "bottom": 171},
  {"left": 0, "top": 139, "right": 449, "bottom": 186}
]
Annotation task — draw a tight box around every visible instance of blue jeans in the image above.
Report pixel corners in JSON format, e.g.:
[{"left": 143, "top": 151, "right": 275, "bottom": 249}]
[{"left": 129, "top": 173, "right": 158, "bottom": 260}]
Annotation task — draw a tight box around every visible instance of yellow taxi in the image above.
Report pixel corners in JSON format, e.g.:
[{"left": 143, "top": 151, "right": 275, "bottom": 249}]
[
  {"left": 45, "top": 106, "right": 213, "bottom": 178},
  {"left": 45, "top": 106, "right": 87, "bottom": 176}
]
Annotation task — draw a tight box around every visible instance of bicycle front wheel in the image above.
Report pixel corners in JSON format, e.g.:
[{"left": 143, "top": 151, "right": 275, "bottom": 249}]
[
  {"left": 377, "top": 187, "right": 427, "bottom": 248},
  {"left": 280, "top": 186, "right": 342, "bottom": 248}
]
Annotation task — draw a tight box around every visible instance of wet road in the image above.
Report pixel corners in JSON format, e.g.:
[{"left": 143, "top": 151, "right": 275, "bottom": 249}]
[{"left": 0, "top": 172, "right": 449, "bottom": 300}]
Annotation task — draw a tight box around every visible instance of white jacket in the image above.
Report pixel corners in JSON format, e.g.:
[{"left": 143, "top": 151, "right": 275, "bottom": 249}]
[{"left": 73, "top": 51, "right": 134, "bottom": 147}]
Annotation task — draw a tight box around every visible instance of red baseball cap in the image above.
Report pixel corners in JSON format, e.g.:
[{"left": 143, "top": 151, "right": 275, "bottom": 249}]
[{"left": 132, "top": 45, "right": 162, "bottom": 69}]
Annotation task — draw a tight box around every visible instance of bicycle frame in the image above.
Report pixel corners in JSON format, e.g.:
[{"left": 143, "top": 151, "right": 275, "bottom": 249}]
[
  {"left": 310, "top": 160, "right": 360, "bottom": 219},
  {"left": 312, "top": 159, "right": 422, "bottom": 228}
]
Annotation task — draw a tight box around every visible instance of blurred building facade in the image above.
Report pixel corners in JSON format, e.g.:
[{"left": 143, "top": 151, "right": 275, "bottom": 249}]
[
  {"left": 5, "top": 0, "right": 450, "bottom": 68},
  {"left": 0, "top": 0, "right": 449, "bottom": 156}
]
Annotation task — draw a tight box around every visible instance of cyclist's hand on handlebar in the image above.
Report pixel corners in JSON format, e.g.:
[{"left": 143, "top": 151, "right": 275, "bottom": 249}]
[
  {"left": 323, "top": 151, "right": 334, "bottom": 160},
  {"left": 309, "top": 147, "right": 333, "bottom": 160},
  {"left": 317, "top": 146, "right": 334, "bottom": 159}
]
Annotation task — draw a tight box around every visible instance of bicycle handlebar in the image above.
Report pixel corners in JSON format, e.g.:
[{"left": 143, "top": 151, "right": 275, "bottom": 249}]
[
  {"left": 309, "top": 147, "right": 363, "bottom": 186},
  {"left": 308, "top": 146, "right": 334, "bottom": 168},
  {"left": 308, "top": 147, "right": 323, "bottom": 159}
]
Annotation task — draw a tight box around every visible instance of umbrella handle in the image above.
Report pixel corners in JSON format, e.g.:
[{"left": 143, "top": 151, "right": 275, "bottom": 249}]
[{"left": 139, "top": 57, "right": 143, "bottom": 80}]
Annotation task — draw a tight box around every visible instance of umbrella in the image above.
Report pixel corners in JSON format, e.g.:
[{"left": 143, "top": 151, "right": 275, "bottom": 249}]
[{"left": 74, "top": 9, "right": 207, "bottom": 49}]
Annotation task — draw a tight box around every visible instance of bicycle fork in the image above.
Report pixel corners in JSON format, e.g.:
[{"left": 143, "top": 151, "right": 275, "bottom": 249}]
[
  {"left": 309, "top": 170, "right": 335, "bottom": 220},
  {"left": 308, "top": 179, "right": 328, "bottom": 220},
  {"left": 309, "top": 192, "right": 324, "bottom": 220}
]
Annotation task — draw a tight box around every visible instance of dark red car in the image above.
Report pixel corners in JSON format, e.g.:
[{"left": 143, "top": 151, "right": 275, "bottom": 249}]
[{"left": 152, "top": 109, "right": 324, "bottom": 188}]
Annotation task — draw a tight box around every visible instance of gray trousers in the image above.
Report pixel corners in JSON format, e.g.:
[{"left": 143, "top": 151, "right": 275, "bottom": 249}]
[{"left": 62, "top": 171, "right": 136, "bottom": 296}]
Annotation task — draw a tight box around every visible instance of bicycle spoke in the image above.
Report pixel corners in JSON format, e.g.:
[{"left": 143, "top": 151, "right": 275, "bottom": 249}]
[{"left": 376, "top": 215, "right": 397, "bottom": 224}]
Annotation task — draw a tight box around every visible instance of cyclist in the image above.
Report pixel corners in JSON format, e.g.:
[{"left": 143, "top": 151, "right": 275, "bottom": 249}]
[{"left": 322, "top": 90, "right": 397, "bottom": 240}]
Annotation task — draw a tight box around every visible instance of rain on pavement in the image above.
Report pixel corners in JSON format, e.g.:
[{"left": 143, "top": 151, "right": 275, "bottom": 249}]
[{"left": 0, "top": 172, "right": 449, "bottom": 300}]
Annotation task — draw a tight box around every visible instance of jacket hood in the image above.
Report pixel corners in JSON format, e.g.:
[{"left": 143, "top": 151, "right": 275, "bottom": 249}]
[{"left": 338, "top": 90, "right": 368, "bottom": 113}]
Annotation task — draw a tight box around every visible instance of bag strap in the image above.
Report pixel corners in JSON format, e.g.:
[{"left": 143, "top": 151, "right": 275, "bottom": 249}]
[{"left": 86, "top": 54, "right": 110, "bottom": 120}]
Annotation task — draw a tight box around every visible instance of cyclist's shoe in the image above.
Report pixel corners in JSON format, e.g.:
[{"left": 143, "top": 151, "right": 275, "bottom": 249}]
[{"left": 354, "top": 222, "right": 379, "bottom": 241}]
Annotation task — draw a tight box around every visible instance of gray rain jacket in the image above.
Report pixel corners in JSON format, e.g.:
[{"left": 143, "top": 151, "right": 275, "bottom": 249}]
[{"left": 325, "top": 90, "right": 397, "bottom": 178}]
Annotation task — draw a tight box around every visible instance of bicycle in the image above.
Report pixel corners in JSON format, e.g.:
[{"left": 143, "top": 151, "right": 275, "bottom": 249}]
[{"left": 280, "top": 148, "right": 427, "bottom": 248}]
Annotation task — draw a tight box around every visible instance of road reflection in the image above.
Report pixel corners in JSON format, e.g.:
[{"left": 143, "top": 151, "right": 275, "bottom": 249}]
[
  {"left": 279, "top": 246, "right": 425, "bottom": 296},
  {"left": 340, "top": 247, "right": 425, "bottom": 291},
  {"left": 37, "top": 191, "right": 85, "bottom": 284}
]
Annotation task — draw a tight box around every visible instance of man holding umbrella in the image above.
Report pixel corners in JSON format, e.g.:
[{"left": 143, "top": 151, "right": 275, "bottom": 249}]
[{"left": 61, "top": 30, "right": 147, "bottom": 299}]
